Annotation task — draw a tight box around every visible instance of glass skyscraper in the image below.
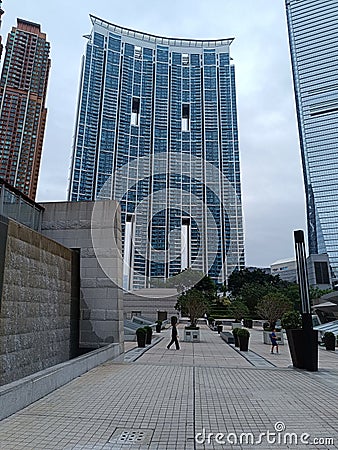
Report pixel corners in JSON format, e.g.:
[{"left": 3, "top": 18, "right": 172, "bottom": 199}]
[
  {"left": 286, "top": 0, "right": 338, "bottom": 277},
  {"left": 69, "top": 16, "right": 244, "bottom": 289}
]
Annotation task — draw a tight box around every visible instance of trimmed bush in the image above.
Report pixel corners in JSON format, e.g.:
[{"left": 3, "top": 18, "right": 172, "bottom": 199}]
[
  {"left": 237, "top": 328, "right": 250, "bottom": 338},
  {"left": 136, "top": 327, "right": 146, "bottom": 348},
  {"left": 232, "top": 326, "right": 240, "bottom": 347},
  {"left": 237, "top": 328, "right": 250, "bottom": 351},
  {"left": 323, "top": 332, "right": 335, "bottom": 351},
  {"left": 281, "top": 311, "right": 302, "bottom": 330}
]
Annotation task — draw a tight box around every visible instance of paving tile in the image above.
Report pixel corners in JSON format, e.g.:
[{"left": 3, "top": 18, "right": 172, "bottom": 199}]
[{"left": 0, "top": 325, "right": 337, "bottom": 449}]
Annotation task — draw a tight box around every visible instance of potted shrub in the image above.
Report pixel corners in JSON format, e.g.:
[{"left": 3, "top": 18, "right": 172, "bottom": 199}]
[
  {"left": 237, "top": 328, "right": 250, "bottom": 351},
  {"left": 323, "top": 332, "right": 335, "bottom": 351},
  {"left": 215, "top": 320, "right": 223, "bottom": 334},
  {"left": 136, "top": 327, "right": 147, "bottom": 348},
  {"left": 144, "top": 325, "right": 152, "bottom": 345},
  {"left": 155, "top": 320, "right": 162, "bottom": 333},
  {"left": 243, "top": 318, "right": 253, "bottom": 328},
  {"left": 208, "top": 316, "right": 215, "bottom": 329},
  {"left": 281, "top": 310, "right": 318, "bottom": 371},
  {"left": 232, "top": 327, "right": 240, "bottom": 347},
  {"left": 281, "top": 310, "right": 302, "bottom": 330}
]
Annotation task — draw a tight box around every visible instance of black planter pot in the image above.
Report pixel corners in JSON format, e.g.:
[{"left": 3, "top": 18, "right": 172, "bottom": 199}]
[
  {"left": 136, "top": 333, "right": 146, "bottom": 348},
  {"left": 145, "top": 329, "right": 152, "bottom": 345},
  {"left": 243, "top": 319, "right": 253, "bottom": 328},
  {"left": 233, "top": 334, "right": 239, "bottom": 347},
  {"left": 156, "top": 324, "right": 161, "bottom": 333},
  {"left": 286, "top": 329, "right": 318, "bottom": 371},
  {"left": 325, "top": 342, "right": 335, "bottom": 351},
  {"left": 238, "top": 335, "right": 249, "bottom": 351}
]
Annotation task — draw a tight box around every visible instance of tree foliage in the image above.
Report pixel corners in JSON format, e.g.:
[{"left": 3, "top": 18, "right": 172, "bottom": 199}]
[
  {"left": 175, "top": 289, "right": 209, "bottom": 327},
  {"left": 309, "top": 286, "right": 333, "bottom": 300},
  {"left": 281, "top": 310, "right": 302, "bottom": 330},
  {"left": 227, "top": 269, "right": 305, "bottom": 317},
  {"left": 194, "top": 275, "right": 218, "bottom": 302},
  {"left": 227, "top": 300, "right": 250, "bottom": 322},
  {"left": 151, "top": 269, "right": 206, "bottom": 293},
  {"left": 227, "top": 268, "right": 333, "bottom": 321},
  {"left": 227, "top": 268, "right": 281, "bottom": 297},
  {"left": 235, "top": 283, "right": 270, "bottom": 317},
  {"left": 256, "top": 293, "right": 293, "bottom": 329}
]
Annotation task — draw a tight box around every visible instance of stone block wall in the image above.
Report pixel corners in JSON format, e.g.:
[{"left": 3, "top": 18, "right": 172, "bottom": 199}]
[
  {"left": 40, "top": 200, "right": 124, "bottom": 350},
  {"left": 0, "top": 218, "right": 73, "bottom": 386}
]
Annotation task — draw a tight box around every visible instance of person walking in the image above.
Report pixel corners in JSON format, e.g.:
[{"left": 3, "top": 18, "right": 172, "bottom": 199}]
[
  {"left": 167, "top": 323, "right": 180, "bottom": 350},
  {"left": 269, "top": 329, "right": 279, "bottom": 354}
]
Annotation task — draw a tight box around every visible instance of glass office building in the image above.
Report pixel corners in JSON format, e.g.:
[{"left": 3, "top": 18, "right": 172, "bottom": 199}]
[
  {"left": 286, "top": 0, "right": 338, "bottom": 277},
  {"left": 69, "top": 16, "right": 244, "bottom": 289}
]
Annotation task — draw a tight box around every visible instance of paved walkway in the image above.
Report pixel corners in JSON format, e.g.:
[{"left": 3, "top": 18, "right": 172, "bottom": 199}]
[{"left": 0, "top": 325, "right": 337, "bottom": 449}]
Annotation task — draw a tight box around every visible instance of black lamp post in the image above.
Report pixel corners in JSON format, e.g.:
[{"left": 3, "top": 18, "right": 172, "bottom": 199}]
[{"left": 294, "top": 230, "right": 318, "bottom": 371}]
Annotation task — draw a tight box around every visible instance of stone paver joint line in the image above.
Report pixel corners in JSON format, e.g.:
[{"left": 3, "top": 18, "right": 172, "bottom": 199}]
[{"left": 0, "top": 326, "right": 337, "bottom": 449}]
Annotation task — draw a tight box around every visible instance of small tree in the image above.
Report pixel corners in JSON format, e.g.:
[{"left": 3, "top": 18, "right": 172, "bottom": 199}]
[
  {"left": 237, "top": 283, "right": 269, "bottom": 317},
  {"left": 227, "top": 300, "right": 249, "bottom": 322},
  {"left": 256, "top": 293, "right": 293, "bottom": 330},
  {"left": 166, "top": 268, "right": 205, "bottom": 293},
  {"left": 195, "top": 275, "right": 218, "bottom": 302},
  {"left": 175, "top": 289, "right": 209, "bottom": 328}
]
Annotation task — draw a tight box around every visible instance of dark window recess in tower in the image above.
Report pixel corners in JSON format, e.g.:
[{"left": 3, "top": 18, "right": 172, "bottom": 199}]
[
  {"left": 131, "top": 97, "right": 140, "bottom": 126},
  {"left": 314, "top": 261, "right": 330, "bottom": 285},
  {"left": 182, "top": 104, "right": 190, "bottom": 131}
]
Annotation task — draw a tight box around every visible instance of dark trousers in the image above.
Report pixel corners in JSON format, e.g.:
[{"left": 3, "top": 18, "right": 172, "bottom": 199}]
[{"left": 167, "top": 337, "right": 180, "bottom": 349}]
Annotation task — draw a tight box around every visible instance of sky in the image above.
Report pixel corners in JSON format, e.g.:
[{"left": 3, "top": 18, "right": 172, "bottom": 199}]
[{"left": 1, "top": 0, "right": 306, "bottom": 268}]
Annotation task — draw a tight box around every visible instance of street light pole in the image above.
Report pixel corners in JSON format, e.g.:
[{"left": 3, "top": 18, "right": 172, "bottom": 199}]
[{"left": 294, "top": 230, "right": 318, "bottom": 371}]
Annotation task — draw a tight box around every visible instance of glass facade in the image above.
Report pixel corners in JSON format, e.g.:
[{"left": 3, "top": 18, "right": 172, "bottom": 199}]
[
  {"left": 0, "top": 178, "right": 43, "bottom": 231},
  {"left": 69, "top": 16, "right": 244, "bottom": 289},
  {"left": 286, "top": 0, "right": 338, "bottom": 276}
]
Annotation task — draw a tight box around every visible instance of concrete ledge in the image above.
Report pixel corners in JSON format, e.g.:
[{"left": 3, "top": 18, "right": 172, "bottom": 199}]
[
  {"left": 220, "top": 331, "right": 235, "bottom": 344},
  {"left": 0, "top": 342, "right": 124, "bottom": 421}
]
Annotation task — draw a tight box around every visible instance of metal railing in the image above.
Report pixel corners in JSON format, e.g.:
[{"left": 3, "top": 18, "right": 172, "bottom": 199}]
[{"left": 0, "top": 178, "right": 44, "bottom": 231}]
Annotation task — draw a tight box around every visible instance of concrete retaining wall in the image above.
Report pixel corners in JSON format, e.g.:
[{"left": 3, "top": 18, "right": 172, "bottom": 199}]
[{"left": 0, "top": 342, "right": 123, "bottom": 421}]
